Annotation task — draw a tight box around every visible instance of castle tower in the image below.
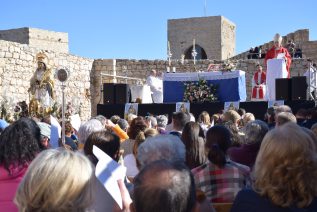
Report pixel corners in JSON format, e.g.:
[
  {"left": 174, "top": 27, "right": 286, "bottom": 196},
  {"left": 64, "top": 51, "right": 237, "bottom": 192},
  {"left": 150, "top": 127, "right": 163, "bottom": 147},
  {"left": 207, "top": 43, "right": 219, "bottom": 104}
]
[
  {"left": 168, "top": 16, "right": 235, "bottom": 61},
  {"left": 0, "top": 27, "right": 68, "bottom": 53}
]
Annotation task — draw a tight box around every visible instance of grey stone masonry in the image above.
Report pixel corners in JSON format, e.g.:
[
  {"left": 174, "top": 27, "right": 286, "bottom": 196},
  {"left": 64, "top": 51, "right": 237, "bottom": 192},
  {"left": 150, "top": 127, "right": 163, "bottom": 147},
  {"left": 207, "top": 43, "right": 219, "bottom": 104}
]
[
  {"left": 0, "top": 27, "right": 68, "bottom": 53},
  {"left": 168, "top": 16, "right": 235, "bottom": 61},
  {"left": 231, "top": 29, "right": 313, "bottom": 61},
  {"left": 0, "top": 40, "right": 92, "bottom": 120}
]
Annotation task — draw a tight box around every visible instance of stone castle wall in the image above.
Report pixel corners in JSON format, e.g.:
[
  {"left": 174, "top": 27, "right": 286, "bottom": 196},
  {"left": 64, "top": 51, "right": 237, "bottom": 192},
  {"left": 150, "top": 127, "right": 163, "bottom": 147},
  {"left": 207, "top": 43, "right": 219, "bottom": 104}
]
[
  {"left": 230, "top": 29, "right": 317, "bottom": 62},
  {"left": 93, "top": 58, "right": 309, "bottom": 115},
  {"left": 168, "top": 16, "right": 235, "bottom": 60},
  {"left": 0, "top": 26, "right": 312, "bottom": 120},
  {"left": 0, "top": 40, "right": 93, "bottom": 121},
  {"left": 221, "top": 17, "right": 236, "bottom": 59},
  {"left": 302, "top": 41, "right": 317, "bottom": 63},
  {"left": 0, "top": 28, "right": 69, "bottom": 53}
]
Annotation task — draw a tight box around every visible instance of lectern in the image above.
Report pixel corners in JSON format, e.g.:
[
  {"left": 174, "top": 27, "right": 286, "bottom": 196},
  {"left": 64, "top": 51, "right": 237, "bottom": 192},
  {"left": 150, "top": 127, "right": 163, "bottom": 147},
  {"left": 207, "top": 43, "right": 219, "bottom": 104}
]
[{"left": 266, "top": 59, "right": 288, "bottom": 101}]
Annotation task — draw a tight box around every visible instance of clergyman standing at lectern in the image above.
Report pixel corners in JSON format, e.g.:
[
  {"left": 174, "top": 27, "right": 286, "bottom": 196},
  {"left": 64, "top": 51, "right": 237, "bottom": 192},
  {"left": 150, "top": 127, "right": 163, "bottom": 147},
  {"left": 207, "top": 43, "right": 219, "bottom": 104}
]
[
  {"left": 265, "top": 33, "right": 292, "bottom": 78},
  {"left": 265, "top": 34, "right": 292, "bottom": 100},
  {"left": 146, "top": 69, "right": 163, "bottom": 103}
]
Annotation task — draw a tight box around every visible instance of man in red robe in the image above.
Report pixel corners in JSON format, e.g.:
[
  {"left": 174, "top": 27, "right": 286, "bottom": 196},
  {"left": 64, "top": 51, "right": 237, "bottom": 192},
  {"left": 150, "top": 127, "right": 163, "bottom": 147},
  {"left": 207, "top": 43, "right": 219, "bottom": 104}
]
[
  {"left": 265, "top": 33, "right": 292, "bottom": 78},
  {"left": 251, "top": 64, "right": 266, "bottom": 101}
]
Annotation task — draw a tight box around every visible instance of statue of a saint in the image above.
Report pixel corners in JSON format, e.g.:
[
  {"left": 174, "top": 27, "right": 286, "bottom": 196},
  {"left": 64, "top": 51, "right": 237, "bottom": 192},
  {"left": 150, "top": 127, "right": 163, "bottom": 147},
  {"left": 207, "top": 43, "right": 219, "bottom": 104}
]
[{"left": 29, "top": 52, "right": 55, "bottom": 115}]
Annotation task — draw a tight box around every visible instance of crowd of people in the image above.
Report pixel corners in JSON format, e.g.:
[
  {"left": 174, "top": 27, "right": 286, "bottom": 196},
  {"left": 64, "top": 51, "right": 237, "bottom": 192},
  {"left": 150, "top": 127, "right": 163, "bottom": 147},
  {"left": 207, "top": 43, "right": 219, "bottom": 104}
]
[
  {"left": 1, "top": 103, "right": 317, "bottom": 211},
  {"left": 247, "top": 40, "right": 303, "bottom": 60}
]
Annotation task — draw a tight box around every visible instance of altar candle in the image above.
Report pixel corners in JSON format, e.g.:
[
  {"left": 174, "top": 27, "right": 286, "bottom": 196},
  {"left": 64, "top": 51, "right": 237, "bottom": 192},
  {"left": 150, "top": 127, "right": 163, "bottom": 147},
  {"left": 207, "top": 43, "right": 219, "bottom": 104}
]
[
  {"left": 168, "top": 41, "right": 172, "bottom": 66},
  {"left": 167, "top": 67, "right": 170, "bottom": 73},
  {"left": 193, "top": 39, "right": 195, "bottom": 49},
  {"left": 173, "top": 67, "right": 176, "bottom": 73}
]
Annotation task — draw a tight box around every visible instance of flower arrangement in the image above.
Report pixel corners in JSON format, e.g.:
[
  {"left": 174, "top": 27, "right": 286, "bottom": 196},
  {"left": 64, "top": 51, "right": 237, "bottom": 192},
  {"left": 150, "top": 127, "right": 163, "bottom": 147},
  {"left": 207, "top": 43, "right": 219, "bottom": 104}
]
[
  {"left": 207, "top": 60, "right": 237, "bottom": 72},
  {"left": 222, "top": 60, "right": 236, "bottom": 72},
  {"left": 0, "top": 96, "right": 15, "bottom": 122},
  {"left": 0, "top": 98, "right": 82, "bottom": 123},
  {"left": 183, "top": 79, "right": 218, "bottom": 103},
  {"left": 13, "top": 101, "right": 29, "bottom": 121}
]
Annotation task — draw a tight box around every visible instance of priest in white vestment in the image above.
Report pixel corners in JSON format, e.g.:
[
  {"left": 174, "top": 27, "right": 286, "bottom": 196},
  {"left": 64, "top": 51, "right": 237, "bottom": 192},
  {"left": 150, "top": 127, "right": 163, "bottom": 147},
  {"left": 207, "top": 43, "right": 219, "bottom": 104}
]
[{"left": 146, "top": 70, "right": 163, "bottom": 103}]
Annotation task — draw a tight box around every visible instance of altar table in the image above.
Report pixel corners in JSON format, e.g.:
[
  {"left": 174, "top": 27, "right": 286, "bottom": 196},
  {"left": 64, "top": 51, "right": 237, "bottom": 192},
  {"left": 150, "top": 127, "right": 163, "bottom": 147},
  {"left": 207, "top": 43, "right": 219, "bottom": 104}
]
[{"left": 163, "top": 70, "right": 246, "bottom": 103}]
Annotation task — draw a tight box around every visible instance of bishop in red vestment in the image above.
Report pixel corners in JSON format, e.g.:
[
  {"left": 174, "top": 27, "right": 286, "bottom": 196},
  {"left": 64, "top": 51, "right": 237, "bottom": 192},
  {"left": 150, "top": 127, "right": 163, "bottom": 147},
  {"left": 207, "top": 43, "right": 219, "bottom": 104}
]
[{"left": 264, "top": 34, "right": 292, "bottom": 78}]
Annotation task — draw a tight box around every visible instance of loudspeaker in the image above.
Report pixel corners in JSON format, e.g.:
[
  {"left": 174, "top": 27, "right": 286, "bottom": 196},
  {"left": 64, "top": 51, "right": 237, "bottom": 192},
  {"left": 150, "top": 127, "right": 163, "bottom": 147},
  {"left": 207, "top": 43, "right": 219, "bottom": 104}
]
[
  {"left": 115, "top": 84, "right": 130, "bottom": 104},
  {"left": 292, "top": 76, "right": 307, "bottom": 100},
  {"left": 103, "top": 83, "right": 115, "bottom": 104},
  {"left": 275, "top": 78, "right": 291, "bottom": 100}
]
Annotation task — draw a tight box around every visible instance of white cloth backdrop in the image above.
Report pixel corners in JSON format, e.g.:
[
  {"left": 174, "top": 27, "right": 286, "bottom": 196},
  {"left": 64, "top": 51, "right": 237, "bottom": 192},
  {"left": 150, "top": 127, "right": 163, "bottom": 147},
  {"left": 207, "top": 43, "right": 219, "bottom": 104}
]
[{"left": 130, "top": 85, "right": 153, "bottom": 103}]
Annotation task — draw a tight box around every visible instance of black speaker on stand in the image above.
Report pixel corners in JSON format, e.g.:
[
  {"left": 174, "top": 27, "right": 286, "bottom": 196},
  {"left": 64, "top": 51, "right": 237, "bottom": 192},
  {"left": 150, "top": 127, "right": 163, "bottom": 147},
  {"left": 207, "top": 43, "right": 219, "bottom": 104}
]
[
  {"left": 103, "top": 83, "right": 115, "bottom": 104},
  {"left": 291, "top": 76, "right": 308, "bottom": 100},
  {"left": 275, "top": 78, "right": 291, "bottom": 101},
  {"left": 115, "top": 84, "right": 130, "bottom": 104}
]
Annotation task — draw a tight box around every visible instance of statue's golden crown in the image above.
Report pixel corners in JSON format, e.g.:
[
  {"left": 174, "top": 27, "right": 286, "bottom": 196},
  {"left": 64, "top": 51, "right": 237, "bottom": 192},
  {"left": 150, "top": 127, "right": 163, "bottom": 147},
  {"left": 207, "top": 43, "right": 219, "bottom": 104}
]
[{"left": 36, "top": 52, "right": 48, "bottom": 63}]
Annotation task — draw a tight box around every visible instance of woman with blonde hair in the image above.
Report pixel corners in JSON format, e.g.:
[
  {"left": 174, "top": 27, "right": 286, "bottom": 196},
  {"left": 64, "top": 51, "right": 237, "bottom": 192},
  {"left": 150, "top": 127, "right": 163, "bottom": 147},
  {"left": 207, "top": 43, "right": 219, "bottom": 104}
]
[
  {"left": 242, "top": 112, "right": 255, "bottom": 126},
  {"left": 198, "top": 111, "right": 212, "bottom": 135},
  {"left": 232, "top": 123, "right": 317, "bottom": 211},
  {"left": 15, "top": 149, "right": 95, "bottom": 212}
]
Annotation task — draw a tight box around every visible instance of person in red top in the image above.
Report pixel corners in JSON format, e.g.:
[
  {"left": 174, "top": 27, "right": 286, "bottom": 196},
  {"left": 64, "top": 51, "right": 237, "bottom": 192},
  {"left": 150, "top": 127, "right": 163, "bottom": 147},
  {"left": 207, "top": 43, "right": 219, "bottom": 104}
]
[
  {"left": 265, "top": 33, "right": 292, "bottom": 78},
  {"left": 0, "top": 118, "right": 40, "bottom": 212},
  {"left": 252, "top": 64, "right": 267, "bottom": 101}
]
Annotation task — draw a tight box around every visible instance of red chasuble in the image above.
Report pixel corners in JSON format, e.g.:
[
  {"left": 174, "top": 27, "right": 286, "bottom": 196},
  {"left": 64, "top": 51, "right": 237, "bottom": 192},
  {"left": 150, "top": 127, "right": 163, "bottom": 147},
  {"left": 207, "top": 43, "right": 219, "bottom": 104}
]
[
  {"left": 264, "top": 47, "right": 292, "bottom": 78},
  {"left": 252, "top": 71, "right": 266, "bottom": 99}
]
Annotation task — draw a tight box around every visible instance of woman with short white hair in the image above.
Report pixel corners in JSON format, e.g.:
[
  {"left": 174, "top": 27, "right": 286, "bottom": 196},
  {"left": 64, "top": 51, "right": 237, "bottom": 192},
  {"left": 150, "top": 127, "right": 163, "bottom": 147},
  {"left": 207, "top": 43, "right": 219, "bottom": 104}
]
[
  {"left": 78, "top": 119, "right": 104, "bottom": 149},
  {"left": 15, "top": 149, "right": 95, "bottom": 212}
]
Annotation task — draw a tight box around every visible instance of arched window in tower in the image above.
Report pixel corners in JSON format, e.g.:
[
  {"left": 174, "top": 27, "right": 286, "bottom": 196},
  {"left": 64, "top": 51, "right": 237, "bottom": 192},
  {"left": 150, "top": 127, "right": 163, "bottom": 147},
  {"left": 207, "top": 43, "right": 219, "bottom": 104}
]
[{"left": 184, "top": 45, "right": 207, "bottom": 60}]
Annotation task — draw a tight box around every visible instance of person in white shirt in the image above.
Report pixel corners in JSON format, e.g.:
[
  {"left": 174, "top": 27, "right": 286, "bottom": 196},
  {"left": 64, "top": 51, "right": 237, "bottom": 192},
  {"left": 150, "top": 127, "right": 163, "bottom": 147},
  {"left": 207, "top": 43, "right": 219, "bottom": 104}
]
[{"left": 146, "top": 69, "right": 163, "bottom": 103}]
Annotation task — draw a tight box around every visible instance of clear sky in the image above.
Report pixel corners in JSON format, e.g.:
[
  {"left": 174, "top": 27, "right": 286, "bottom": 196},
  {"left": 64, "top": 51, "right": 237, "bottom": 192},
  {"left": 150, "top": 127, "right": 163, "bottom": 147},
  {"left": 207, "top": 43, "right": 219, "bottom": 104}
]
[{"left": 1, "top": 0, "right": 316, "bottom": 59}]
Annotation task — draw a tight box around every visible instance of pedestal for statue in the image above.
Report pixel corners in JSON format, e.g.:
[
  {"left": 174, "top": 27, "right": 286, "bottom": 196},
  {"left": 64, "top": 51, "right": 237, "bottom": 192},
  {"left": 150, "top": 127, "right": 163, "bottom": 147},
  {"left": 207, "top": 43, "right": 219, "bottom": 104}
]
[{"left": 266, "top": 59, "right": 288, "bottom": 101}]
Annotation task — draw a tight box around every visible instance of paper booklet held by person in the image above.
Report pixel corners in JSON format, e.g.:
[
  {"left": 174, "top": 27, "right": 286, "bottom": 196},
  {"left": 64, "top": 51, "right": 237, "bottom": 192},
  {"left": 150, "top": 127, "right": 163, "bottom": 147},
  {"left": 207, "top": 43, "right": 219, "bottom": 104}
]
[
  {"left": 93, "top": 145, "right": 126, "bottom": 209},
  {"left": 276, "top": 53, "right": 285, "bottom": 59}
]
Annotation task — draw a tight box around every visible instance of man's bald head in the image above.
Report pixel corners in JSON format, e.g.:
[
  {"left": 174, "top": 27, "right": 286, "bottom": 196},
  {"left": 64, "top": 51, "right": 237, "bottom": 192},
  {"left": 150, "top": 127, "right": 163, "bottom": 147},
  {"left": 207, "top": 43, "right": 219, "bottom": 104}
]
[{"left": 132, "top": 160, "right": 196, "bottom": 212}]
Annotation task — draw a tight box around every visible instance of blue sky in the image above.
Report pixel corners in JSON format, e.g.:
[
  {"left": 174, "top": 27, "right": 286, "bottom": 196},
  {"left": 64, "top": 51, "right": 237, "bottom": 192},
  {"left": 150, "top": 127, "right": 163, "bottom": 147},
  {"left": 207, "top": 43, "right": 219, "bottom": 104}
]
[{"left": 1, "top": 0, "right": 316, "bottom": 59}]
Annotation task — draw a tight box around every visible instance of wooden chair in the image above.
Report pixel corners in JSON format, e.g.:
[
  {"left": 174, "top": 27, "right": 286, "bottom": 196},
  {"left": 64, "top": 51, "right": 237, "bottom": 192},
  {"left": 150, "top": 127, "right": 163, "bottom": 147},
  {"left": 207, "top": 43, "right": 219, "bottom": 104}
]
[{"left": 213, "top": 203, "right": 233, "bottom": 212}]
